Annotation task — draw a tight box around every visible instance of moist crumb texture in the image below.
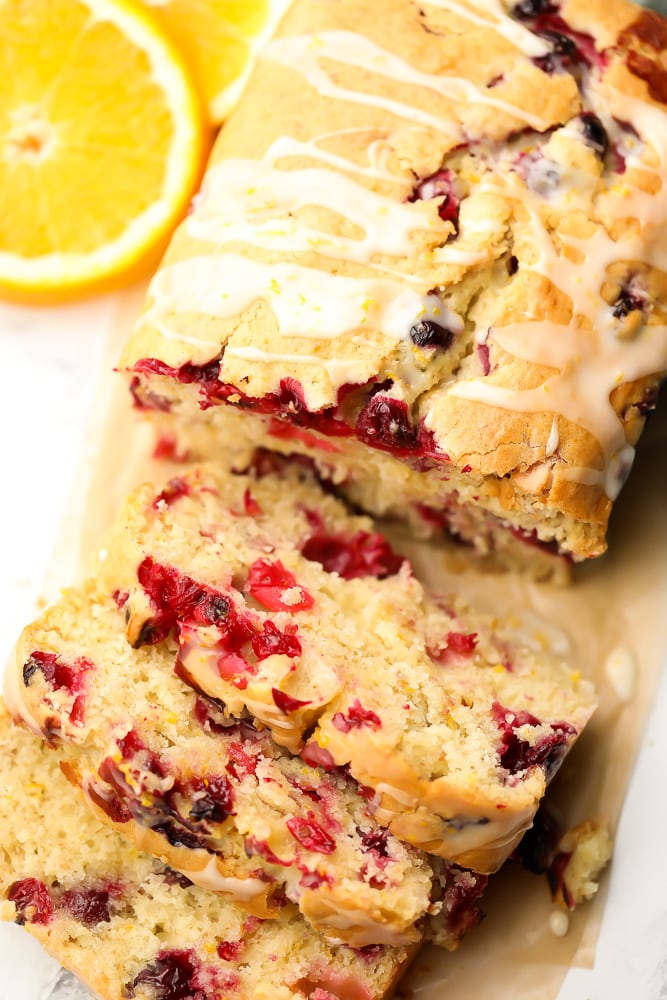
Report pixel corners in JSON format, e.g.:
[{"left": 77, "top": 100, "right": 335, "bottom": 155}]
[
  {"left": 7, "top": 464, "right": 596, "bottom": 879},
  {"left": 121, "top": 0, "right": 667, "bottom": 572},
  {"left": 0, "top": 706, "right": 413, "bottom": 1000}
]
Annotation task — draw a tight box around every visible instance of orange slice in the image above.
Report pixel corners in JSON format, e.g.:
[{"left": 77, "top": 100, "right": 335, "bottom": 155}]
[
  {"left": 146, "top": 0, "right": 292, "bottom": 124},
  {"left": 0, "top": 0, "right": 205, "bottom": 300}
]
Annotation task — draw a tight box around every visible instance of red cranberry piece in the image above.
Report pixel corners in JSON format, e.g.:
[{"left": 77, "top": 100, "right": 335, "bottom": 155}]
[
  {"left": 161, "top": 867, "right": 195, "bottom": 889},
  {"left": 251, "top": 621, "right": 302, "bottom": 660},
  {"left": 411, "top": 169, "right": 459, "bottom": 230},
  {"left": 152, "top": 478, "right": 191, "bottom": 509},
  {"left": 360, "top": 828, "right": 391, "bottom": 859},
  {"left": 8, "top": 879, "right": 53, "bottom": 925},
  {"left": 612, "top": 286, "right": 645, "bottom": 319},
  {"left": 226, "top": 741, "right": 260, "bottom": 780},
  {"left": 287, "top": 814, "right": 336, "bottom": 855},
  {"left": 300, "top": 869, "right": 334, "bottom": 890},
  {"left": 331, "top": 699, "right": 382, "bottom": 734},
  {"left": 112, "top": 589, "right": 129, "bottom": 610},
  {"left": 477, "top": 343, "right": 491, "bottom": 375},
  {"left": 188, "top": 774, "right": 234, "bottom": 823},
  {"left": 512, "top": 0, "right": 557, "bottom": 19},
  {"left": 247, "top": 558, "right": 314, "bottom": 612},
  {"left": 356, "top": 395, "right": 417, "bottom": 454},
  {"left": 439, "top": 866, "right": 489, "bottom": 943},
  {"left": 60, "top": 886, "right": 111, "bottom": 927},
  {"left": 302, "top": 530, "right": 404, "bottom": 581},
  {"left": 126, "top": 948, "right": 200, "bottom": 1000},
  {"left": 217, "top": 939, "right": 244, "bottom": 962},
  {"left": 492, "top": 702, "right": 575, "bottom": 777},
  {"left": 446, "top": 632, "right": 478, "bottom": 655},
  {"left": 136, "top": 559, "right": 233, "bottom": 644},
  {"left": 300, "top": 742, "right": 337, "bottom": 771},
  {"left": 409, "top": 319, "right": 455, "bottom": 350},
  {"left": 243, "top": 489, "right": 263, "bottom": 517},
  {"left": 579, "top": 113, "right": 608, "bottom": 158},
  {"left": 152, "top": 434, "right": 190, "bottom": 462},
  {"left": 272, "top": 688, "right": 312, "bottom": 713},
  {"left": 634, "top": 386, "right": 659, "bottom": 417}
]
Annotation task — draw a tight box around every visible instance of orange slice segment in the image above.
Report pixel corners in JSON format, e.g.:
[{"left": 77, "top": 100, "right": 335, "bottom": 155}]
[
  {"left": 146, "top": 0, "right": 292, "bottom": 124},
  {"left": 0, "top": 0, "right": 205, "bottom": 299}
]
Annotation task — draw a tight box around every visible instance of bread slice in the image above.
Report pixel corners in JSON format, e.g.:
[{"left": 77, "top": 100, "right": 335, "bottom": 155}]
[
  {"left": 7, "top": 580, "right": 486, "bottom": 949},
  {"left": 16, "top": 461, "right": 597, "bottom": 873},
  {"left": 0, "top": 704, "right": 414, "bottom": 1000}
]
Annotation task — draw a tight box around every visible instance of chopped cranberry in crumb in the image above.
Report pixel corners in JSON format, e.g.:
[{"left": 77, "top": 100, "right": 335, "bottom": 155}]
[
  {"left": 243, "top": 489, "right": 263, "bottom": 517},
  {"left": 492, "top": 702, "right": 575, "bottom": 777},
  {"left": 287, "top": 814, "right": 336, "bottom": 855},
  {"left": 22, "top": 651, "right": 92, "bottom": 726},
  {"left": 251, "top": 621, "right": 302, "bottom": 661},
  {"left": 112, "top": 589, "right": 129, "bottom": 610},
  {"left": 126, "top": 948, "right": 200, "bottom": 1000},
  {"left": 531, "top": 14, "right": 599, "bottom": 73},
  {"left": 225, "top": 742, "right": 259, "bottom": 781},
  {"left": 300, "top": 869, "right": 334, "bottom": 890},
  {"left": 152, "top": 478, "right": 190, "bottom": 509},
  {"left": 409, "top": 319, "right": 455, "bottom": 351},
  {"left": 272, "top": 688, "right": 312, "bottom": 713},
  {"left": 302, "top": 530, "right": 404, "bottom": 580},
  {"left": 356, "top": 394, "right": 417, "bottom": 455},
  {"left": 187, "top": 774, "right": 234, "bottom": 823},
  {"left": 300, "top": 742, "right": 337, "bottom": 771},
  {"left": 411, "top": 169, "right": 460, "bottom": 230},
  {"left": 267, "top": 418, "right": 343, "bottom": 453},
  {"left": 477, "top": 343, "right": 491, "bottom": 375},
  {"left": 247, "top": 558, "right": 314, "bottom": 612},
  {"left": 217, "top": 939, "right": 244, "bottom": 962},
  {"left": 332, "top": 699, "right": 382, "bottom": 734},
  {"left": 360, "top": 828, "right": 391, "bottom": 859},
  {"left": 152, "top": 434, "right": 190, "bottom": 462},
  {"left": 612, "top": 285, "right": 646, "bottom": 319},
  {"left": 60, "top": 887, "right": 112, "bottom": 927},
  {"left": 440, "top": 867, "right": 489, "bottom": 943},
  {"left": 136, "top": 559, "right": 236, "bottom": 645},
  {"left": 8, "top": 879, "right": 53, "bottom": 925},
  {"left": 447, "top": 632, "right": 478, "bottom": 655}
]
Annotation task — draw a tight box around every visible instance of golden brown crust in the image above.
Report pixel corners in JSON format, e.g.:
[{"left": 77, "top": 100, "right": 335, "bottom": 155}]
[{"left": 120, "top": 0, "right": 667, "bottom": 561}]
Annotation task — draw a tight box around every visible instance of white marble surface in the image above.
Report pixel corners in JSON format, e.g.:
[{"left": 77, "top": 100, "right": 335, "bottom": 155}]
[{"left": 0, "top": 296, "right": 665, "bottom": 1000}]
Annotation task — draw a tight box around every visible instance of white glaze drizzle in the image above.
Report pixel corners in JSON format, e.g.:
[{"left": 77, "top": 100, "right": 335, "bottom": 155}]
[
  {"left": 447, "top": 103, "right": 667, "bottom": 499},
  {"left": 264, "top": 30, "right": 550, "bottom": 131},
  {"left": 141, "top": 11, "right": 667, "bottom": 500},
  {"left": 188, "top": 156, "right": 431, "bottom": 261},
  {"left": 146, "top": 254, "right": 448, "bottom": 344},
  {"left": 423, "top": 0, "right": 550, "bottom": 57}
]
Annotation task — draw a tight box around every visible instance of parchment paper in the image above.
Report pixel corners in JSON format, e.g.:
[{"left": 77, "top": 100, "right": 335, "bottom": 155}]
[{"left": 41, "top": 286, "right": 667, "bottom": 1000}]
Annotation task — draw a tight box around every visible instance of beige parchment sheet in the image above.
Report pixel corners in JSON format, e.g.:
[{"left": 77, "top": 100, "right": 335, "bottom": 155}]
[{"left": 42, "top": 286, "right": 667, "bottom": 1000}]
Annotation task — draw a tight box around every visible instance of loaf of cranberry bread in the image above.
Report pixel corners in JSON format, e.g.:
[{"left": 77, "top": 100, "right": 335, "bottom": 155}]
[
  {"left": 0, "top": 705, "right": 415, "bottom": 1000},
  {"left": 6, "top": 584, "right": 486, "bottom": 950},
  {"left": 120, "top": 0, "right": 667, "bottom": 575},
  {"left": 71, "top": 462, "right": 596, "bottom": 872}
]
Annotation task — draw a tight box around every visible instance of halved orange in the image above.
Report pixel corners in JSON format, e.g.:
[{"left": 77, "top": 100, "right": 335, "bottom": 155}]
[
  {"left": 0, "top": 0, "right": 206, "bottom": 300},
  {"left": 146, "top": 0, "right": 292, "bottom": 124}
]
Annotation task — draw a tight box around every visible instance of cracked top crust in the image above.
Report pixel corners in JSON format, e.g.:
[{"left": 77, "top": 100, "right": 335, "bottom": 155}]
[{"left": 121, "top": 0, "right": 667, "bottom": 546}]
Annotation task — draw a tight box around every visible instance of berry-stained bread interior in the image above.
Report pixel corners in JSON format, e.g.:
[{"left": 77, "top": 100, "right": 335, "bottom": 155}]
[
  {"left": 121, "top": 0, "right": 667, "bottom": 576},
  {"left": 0, "top": 705, "right": 416, "bottom": 1000},
  {"left": 7, "top": 462, "right": 596, "bottom": 876}
]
